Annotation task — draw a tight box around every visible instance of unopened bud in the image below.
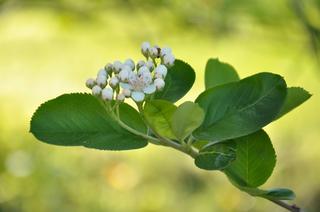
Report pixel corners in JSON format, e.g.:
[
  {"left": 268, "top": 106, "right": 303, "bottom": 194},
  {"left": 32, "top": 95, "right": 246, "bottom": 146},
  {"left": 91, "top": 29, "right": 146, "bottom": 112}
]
[
  {"left": 118, "top": 67, "right": 131, "bottom": 82},
  {"left": 92, "top": 85, "right": 102, "bottom": 96},
  {"left": 102, "top": 87, "right": 113, "bottom": 100},
  {"left": 113, "top": 60, "right": 123, "bottom": 73},
  {"left": 117, "top": 93, "right": 125, "bottom": 101},
  {"left": 97, "top": 68, "right": 107, "bottom": 77},
  {"left": 141, "top": 41, "right": 151, "bottom": 57},
  {"left": 109, "top": 76, "right": 119, "bottom": 87},
  {"left": 154, "top": 78, "right": 165, "bottom": 90},
  {"left": 155, "top": 64, "right": 167, "bottom": 78},
  {"left": 149, "top": 46, "right": 159, "bottom": 59},
  {"left": 124, "top": 58, "right": 135, "bottom": 70},
  {"left": 104, "top": 63, "right": 113, "bottom": 73},
  {"left": 160, "top": 47, "right": 172, "bottom": 57},
  {"left": 136, "top": 60, "right": 146, "bottom": 70},
  {"left": 138, "top": 66, "right": 150, "bottom": 76},
  {"left": 96, "top": 75, "right": 107, "bottom": 88},
  {"left": 86, "top": 78, "right": 96, "bottom": 89},
  {"left": 146, "top": 59, "right": 155, "bottom": 71},
  {"left": 163, "top": 54, "right": 175, "bottom": 67}
]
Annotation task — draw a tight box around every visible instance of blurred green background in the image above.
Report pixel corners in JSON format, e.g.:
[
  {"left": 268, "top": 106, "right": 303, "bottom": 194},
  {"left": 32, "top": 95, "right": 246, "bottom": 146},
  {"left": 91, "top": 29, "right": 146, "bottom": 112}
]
[{"left": 1, "top": 0, "right": 320, "bottom": 211}]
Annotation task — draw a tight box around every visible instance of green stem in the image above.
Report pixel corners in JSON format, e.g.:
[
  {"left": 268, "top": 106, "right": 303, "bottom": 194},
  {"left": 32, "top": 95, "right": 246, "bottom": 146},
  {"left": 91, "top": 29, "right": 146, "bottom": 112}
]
[
  {"left": 268, "top": 199, "right": 301, "bottom": 212},
  {"left": 105, "top": 102, "right": 161, "bottom": 145},
  {"left": 136, "top": 102, "right": 198, "bottom": 158}
]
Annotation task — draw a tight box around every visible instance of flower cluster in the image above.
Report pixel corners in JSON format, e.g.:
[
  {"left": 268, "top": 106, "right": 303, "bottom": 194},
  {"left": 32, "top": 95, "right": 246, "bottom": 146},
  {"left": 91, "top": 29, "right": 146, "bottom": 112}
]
[{"left": 85, "top": 42, "right": 175, "bottom": 102}]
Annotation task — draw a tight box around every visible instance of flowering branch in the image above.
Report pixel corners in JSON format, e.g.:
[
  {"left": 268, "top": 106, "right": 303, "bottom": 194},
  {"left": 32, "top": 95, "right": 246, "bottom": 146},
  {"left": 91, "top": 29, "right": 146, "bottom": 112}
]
[{"left": 30, "top": 41, "right": 311, "bottom": 212}]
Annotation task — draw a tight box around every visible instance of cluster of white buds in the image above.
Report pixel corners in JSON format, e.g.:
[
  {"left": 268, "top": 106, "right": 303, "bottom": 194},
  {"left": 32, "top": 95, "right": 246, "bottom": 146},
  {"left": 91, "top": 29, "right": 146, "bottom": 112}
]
[{"left": 86, "top": 41, "right": 176, "bottom": 102}]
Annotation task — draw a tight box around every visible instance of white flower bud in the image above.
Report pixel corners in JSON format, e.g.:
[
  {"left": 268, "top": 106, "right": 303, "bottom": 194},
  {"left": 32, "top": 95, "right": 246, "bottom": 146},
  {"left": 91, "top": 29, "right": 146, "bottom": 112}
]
[
  {"left": 104, "top": 63, "right": 113, "bottom": 73},
  {"left": 109, "top": 76, "right": 119, "bottom": 87},
  {"left": 149, "top": 46, "right": 159, "bottom": 59},
  {"left": 141, "top": 41, "right": 151, "bottom": 57},
  {"left": 124, "top": 58, "right": 135, "bottom": 70},
  {"left": 92, "top": 85, "right": 102, "bottom": 96},
  {"left": 113, "top": 60, "right": 123, "bottom": 73},
  {"left": 118, "top": 68, "right": 131, "bottom": 82},
  {"left": 154, "top": 78, "right": 165, "bottom": 90},
  {"left": 86, "top": 78, "right": 96, "bottom": 89},
  {"left": 136, "top": 60, "right": 146, "bottom": 70},
  {"left": 97, "top": 68, "right": 107, "bottom": 77},
  {"left": 138, "top": 66, "right": 150, "bottom": 76},
  {"left": 146, "top": 59, "right": 155, "bottom": 71},
  {"left": 131, "top": 91, "right": 145, "bottom": 102},
  {"left": 117, "top": 93, "right": 125, "bottom": 101},
  {"left": 122, "top": 88, "right": 131, "bottom": 97},
  {"left": 154, "top": 64, "right": 167, "bottom": 78},
  {"left": 160, "top": 47, "right": 172, "bottom": 57},
  {"left": 96, "top": 75, "right": 107, "bottom": 88},
  {"left": 163, "top": 53, "right": 175, "bottom": 67},
  {"left": 102, "top": 87, "right": 113, "bottom": 100}
]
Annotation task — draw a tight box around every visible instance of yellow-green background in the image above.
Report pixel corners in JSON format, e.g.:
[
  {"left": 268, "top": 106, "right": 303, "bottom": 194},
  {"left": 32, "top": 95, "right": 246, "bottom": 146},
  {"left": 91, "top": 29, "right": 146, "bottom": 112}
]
[{"left": 1, "top": 1, "right": 320, "bottom": 211}]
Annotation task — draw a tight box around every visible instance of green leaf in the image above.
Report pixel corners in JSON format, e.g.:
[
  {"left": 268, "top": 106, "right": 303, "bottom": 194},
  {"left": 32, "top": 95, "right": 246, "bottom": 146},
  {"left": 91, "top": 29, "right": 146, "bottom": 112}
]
[
  {"left": 30, "top": 93, "right": 148, "bottom": 150},
  {"left": 228, "top": 178, "right": 295, "bottom": 200},
  {"left": 118, "top": 103, "right": 147, "bottom": 133},
  {"left": 171, "top": 101, "right": 205, "bottom": 141},
  {"left": 154, "top": 59, "right": 195, "bottom": 102},
  {"left": 205, "top": 58, "right": 240, "bottom": 89},
  {"left": 195, "top": 142, "right": 236, "bottom": 170},
  {"left": 276, "top": 87, "right": 311, "bottom": 119},
  {"left": 192, "top": 140, "right": 209, "bottom": 150},
  {"left": 224, "top": 130, "right": 276, "bottom": 187},
  {"left": 193, "top": 72, "right": 287, "bottom": 141},
  {"left": 143, "top": 100, "right": 177, "bottom": 139}
]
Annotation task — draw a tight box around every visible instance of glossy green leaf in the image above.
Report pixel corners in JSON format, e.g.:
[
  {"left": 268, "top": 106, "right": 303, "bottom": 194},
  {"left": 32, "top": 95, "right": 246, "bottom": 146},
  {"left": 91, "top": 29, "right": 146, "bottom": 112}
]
[
  {"left": 154, "top": 59, "right": 195, "bottom": 102},
  {"left": 195, "top": 142, "right": 236, "bottom": 170},
  {"left": 171, "top": 101, "right": 205, "bottom": 141},
  {"left": 224, "top": 130, "right": 276, "bottom": 187},
  {"left": 118, "top": 103, "right": 147, "bottom": 133},
  {"left": 193, "top": 72, "right": 287, "bottom": 141},
  {"left": 30, "top": 93, "right": 148, "bottom": 150},
  {"left": 276, "top": 87, "right": 311, "bottom": 119},
  {"left": 228, "top": 177, "right": 295, "bottom": 200},
  {"left": 205, "top": 58, "right": 240, "bottom": 89},
  {"left": 143, "top": 100, "right": 177, "bottom": 139}
]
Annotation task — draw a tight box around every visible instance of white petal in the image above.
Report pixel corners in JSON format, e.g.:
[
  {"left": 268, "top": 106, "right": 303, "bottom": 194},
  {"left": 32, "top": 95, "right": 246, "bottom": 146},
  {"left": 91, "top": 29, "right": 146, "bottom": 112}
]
[
  {"left": 122, "top": 88, "right": 131, "bottom": 97},
  {"left": 131, "top": 91, "right": 145, "bottom": 102},
  {"left": 119, "top": 82, "right": 132, "bottom": 90},
  {"left": 143, "top": 84, "right": 156, "bottom": 94}
]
